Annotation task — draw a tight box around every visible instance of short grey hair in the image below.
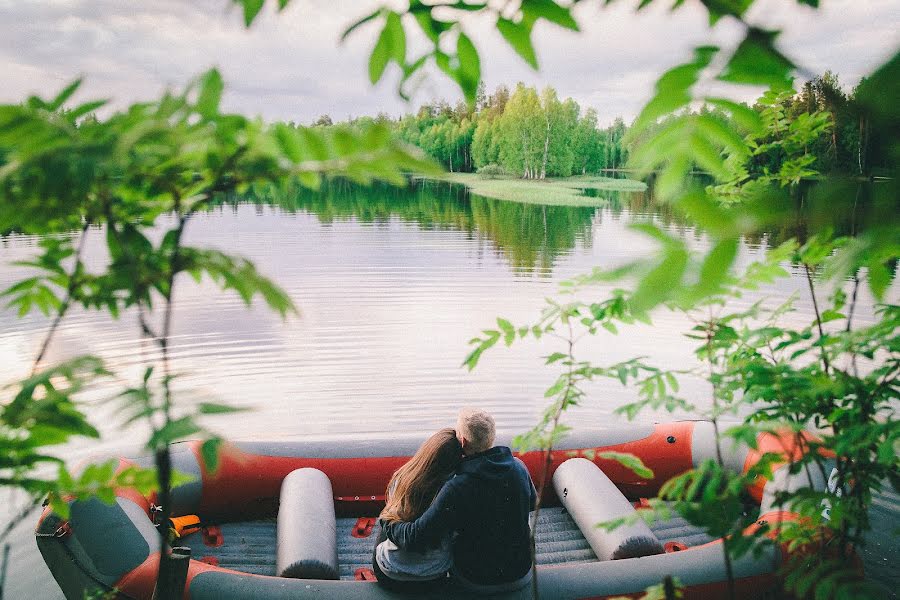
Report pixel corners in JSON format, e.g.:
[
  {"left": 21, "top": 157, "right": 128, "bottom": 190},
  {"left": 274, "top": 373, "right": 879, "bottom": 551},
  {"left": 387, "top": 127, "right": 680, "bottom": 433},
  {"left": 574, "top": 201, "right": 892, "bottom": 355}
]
[{"left": 457, "top": 407, "right": 496, "bottom": 453}]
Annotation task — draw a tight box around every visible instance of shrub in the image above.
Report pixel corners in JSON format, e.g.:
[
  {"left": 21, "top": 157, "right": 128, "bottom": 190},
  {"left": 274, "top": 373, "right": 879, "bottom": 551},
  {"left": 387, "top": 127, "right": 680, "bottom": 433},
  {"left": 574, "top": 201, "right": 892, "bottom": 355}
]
[{"left": 477, "top": 164, "right": 508, "bottom": 179}]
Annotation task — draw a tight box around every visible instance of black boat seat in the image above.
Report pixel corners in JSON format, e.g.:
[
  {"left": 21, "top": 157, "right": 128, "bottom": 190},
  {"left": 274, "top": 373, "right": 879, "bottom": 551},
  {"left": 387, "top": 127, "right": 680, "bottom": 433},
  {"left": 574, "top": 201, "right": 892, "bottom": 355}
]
[
  {"left": 553, "top": 458, "right": 664, "bottom": 560},
  {"left": 276, "top": 468, "right": 339, "bottom": 579}
]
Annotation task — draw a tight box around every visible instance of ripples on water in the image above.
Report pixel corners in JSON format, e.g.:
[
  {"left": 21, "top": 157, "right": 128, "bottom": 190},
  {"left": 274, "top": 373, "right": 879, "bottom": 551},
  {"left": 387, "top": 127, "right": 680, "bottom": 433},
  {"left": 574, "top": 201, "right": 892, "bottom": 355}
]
[{"left": 0, "top": 179, "right": 895, "bottom": 597}]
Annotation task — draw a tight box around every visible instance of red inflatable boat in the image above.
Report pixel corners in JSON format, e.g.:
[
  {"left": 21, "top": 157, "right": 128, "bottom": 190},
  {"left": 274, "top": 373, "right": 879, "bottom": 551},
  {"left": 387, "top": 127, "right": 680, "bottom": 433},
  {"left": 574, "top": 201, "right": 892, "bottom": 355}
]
[{"left": 36, "top": 421, "right": 826, "bottom": 599}]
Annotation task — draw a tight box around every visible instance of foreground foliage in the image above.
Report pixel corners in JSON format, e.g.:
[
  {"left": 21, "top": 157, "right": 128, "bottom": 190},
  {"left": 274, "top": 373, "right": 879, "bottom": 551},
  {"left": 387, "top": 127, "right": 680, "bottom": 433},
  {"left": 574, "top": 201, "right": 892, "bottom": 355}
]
[
  {"left": 0, "top": 69, "right": 435, "bottom": 595},
  {"left": 0, "top": 0, "right": 895, "bottom": 599},
  {"left": 334, "top": 1, "right": 897, "bottom": 599}
]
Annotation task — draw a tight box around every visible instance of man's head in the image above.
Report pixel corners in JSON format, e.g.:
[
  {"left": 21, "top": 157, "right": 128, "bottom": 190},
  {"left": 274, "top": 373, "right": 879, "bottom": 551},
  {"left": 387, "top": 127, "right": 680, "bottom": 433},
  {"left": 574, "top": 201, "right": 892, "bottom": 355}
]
[{"left": 456, "top": 407, "right": 496, "bottom": 456}]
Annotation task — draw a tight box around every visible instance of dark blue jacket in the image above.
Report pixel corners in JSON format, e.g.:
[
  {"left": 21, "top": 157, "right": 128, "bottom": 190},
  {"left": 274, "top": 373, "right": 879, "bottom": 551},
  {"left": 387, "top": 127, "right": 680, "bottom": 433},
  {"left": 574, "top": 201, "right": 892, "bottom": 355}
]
[{"left": 381, "top": 446, "right": 536, "bottom": 585}]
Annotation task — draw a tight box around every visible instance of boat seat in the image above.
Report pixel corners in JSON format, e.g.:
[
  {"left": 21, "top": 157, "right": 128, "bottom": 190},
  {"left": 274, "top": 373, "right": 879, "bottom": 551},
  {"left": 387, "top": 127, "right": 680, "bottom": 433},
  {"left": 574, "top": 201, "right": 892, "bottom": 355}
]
[
  {"left": 276, "top": 468, "right": 339, "bottom": 579},
  {"left": 553, "top": 458, "right": 664, "bottom": 560}
]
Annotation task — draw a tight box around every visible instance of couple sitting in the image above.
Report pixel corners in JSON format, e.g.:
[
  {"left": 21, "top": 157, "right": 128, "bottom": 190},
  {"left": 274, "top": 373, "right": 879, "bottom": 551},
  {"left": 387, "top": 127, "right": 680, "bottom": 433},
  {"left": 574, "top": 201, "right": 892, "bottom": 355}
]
[{"left": 372, "top": 407, "right": 536, "bottom": 593}]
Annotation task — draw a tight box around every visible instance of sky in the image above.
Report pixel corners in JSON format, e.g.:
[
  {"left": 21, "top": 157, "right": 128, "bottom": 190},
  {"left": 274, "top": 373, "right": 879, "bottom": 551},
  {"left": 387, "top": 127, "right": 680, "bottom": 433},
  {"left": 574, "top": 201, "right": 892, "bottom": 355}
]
[{"left": 1, "top": 0, "right": 898, "bottom": 127}]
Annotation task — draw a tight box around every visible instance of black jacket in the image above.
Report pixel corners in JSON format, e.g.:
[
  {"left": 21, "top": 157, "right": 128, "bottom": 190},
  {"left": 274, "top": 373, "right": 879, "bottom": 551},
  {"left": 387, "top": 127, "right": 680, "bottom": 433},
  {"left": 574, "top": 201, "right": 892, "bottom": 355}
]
[{"left": 381, "top": 446, "right": 536, "bottom": 585}]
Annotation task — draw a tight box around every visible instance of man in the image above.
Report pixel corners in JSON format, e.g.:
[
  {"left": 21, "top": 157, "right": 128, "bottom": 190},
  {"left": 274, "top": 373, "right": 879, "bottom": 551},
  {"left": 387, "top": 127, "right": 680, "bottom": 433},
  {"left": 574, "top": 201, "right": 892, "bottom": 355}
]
[{"left": 381, "top": 407, "right": 536, "bottom": 593}]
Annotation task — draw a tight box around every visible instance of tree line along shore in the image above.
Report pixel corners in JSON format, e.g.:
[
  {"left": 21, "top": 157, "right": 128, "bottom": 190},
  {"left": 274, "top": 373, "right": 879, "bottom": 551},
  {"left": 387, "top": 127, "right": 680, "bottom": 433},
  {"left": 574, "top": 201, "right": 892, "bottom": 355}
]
[{"left": 295, "top": 71, "right": 887, "bottom": 202}]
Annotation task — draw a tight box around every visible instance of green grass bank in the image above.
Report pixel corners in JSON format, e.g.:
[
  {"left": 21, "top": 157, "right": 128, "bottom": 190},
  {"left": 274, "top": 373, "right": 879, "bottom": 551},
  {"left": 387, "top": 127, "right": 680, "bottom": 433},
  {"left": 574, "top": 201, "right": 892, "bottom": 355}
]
[{"left": 417, "top": 173, "right": 648, "bottom": 206}]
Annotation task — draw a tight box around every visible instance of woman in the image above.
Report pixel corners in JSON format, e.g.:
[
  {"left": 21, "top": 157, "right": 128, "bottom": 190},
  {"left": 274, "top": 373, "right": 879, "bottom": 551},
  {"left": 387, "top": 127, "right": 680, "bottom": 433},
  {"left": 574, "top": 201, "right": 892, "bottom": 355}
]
[{"left": 372, "top": 427, "right": 462, "bottom": 591}]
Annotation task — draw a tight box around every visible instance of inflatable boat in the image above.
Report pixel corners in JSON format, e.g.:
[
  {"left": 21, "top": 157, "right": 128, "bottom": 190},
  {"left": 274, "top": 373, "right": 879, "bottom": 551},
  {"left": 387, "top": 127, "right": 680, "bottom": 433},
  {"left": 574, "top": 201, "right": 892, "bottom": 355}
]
[{"left": 35, "top": 421, "right": 826, "bottom": 599}]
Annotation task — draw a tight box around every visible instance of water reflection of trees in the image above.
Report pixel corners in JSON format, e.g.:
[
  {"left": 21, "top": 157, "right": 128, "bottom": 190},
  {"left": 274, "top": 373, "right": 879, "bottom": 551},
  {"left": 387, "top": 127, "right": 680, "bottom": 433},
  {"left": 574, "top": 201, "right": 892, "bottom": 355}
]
[
  {"left": 239, "top": 179, "right": 597, "bottom": 274},
  {"left": 599, "top": 186, "right": 693, "bottom": 228},
  {"left": 467, "top": 196, "right": 594, "bottom": 272},
  {"left": 742, "top": 178, "right": 895, "bottom": 249},
  {"left": 214, "top": 176, "right": 885, "bottom": 275},
  {"left": 590, "top": 177, "right": 890, "bottom": 259},
  {"left": 2, "top": 174, "right": 884, "bottom": 276}
]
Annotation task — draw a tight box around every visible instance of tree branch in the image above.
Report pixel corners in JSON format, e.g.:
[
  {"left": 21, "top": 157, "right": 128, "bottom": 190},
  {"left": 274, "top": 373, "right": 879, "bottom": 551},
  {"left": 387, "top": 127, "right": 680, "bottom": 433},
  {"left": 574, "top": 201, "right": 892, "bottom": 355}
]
[
  {"left": 30, "top": 221, "right": 91, "bottom": 376},
  {"left": 804, "top": 263, "right": 830, "bottom": 374}
]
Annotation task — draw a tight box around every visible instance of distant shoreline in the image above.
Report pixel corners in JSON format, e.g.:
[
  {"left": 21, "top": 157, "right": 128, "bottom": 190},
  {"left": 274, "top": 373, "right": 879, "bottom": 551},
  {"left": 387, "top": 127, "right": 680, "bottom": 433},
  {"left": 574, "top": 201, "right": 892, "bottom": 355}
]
[{"left": 414, "top": 173, "right": 647, "bottom": 206}]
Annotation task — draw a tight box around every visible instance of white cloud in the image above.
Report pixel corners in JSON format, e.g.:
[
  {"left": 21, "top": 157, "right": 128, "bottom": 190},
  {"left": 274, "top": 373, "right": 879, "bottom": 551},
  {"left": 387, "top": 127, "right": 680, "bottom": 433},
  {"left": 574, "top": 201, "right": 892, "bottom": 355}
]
[{"left": 0, "top": 0, "right": 897, "bottom": 124}]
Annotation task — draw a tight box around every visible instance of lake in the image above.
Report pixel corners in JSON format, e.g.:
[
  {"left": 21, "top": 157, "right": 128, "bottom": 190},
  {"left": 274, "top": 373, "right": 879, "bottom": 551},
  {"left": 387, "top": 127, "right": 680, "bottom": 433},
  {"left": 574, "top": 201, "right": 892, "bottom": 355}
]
[{"left": 0, "top": 178, "right": 895, "bottom": 597}]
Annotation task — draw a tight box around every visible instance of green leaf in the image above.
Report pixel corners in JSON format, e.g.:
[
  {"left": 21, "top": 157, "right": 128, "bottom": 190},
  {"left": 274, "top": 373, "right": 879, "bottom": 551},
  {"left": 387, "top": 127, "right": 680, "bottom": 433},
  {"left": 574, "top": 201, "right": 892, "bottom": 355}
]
[
  {"left": 438, "top": 2, "right": 486, "bottom": 11},
  {"left": 200, "top": 438, "right": 223, "bottom": 473},
  {"left": 197, "top": 402, "right": 247, "bottom": 415},
  {"left": 689, "top": 129, "right": 729, "bottom": 179},
  {"left": 239, "top": 0, "right": 265, "bottom": 26},
  {"left": 462, "top": 331, "right": 500, "bottom": 370},
  {"left": 273, "top": 123, "right": 302, "bottom": 162},
  {"left": 718, "top": 28, "right": 795, "bottom": 90},
  {"left": 545, "top": 352, "right": 567, "bottom": 364},
  {"left": 369, "top": 21, "right": 392, "bottom": 84},
  {"left": 435, "top": 51, "right": 453, "bottom": 79},
  {"left": 544, "top": 376, "right": 566, "bottom": 398},
  {"left": 878, "top": 439, "right": 897, "bottom": 465},
  {"left": 180, "top": 248, "right": 297, "bottom": 318},
  {"left": 28, "top": 425, "right": 77, "bottom": 447},
  {"left": 49, "top": 496, "right": 71, "bottom": 520},
  {"left": 700, "top": 0, "right": 752, "bottom": 24},
  {"left": 597, "top": 451, "right": 654, "bottom": 479},
  {"left": 820, "top": 309, "right": 845, "bottom": 323},
  {"left": 725, "top": 424, "right": 759, "bottom": 450},
  {"left": 367, "top": 12, "right": 405, "bottom": 85},
  {"left": 629, "top": 225, "right": 689, "bottom": 312},
  {"left": 148, "top": 417, "right": 202, "bottom": 449},
  {"left": 664, "top": 372, "right": 679, "bottom": 393},
  {"left": 341, "top": 9, "right": 382, "bottom": 42},
  {"left": 692, "top": 236, "right": 739, "bottom": 299},
  {"left": 521, "top": 0, "right": 579, "bottom": 31},
  {"left": 695, "top": 112, "right": 750, "bottom": 157},
  {"left": 866, "top": 260, "right": 891, "bottom": 301},
  {"left": 412, "top": 11, "right": 452, "bottom": 42},
  {"left": 497, "top": 318, "right": 516, "bottom": 346},
  {"left": 855, "top": 50, "right": 899, "bottom": 126},
  {"left": 704, "top": 97, "right": 763, "bottom": 134},
  {"left": 456, "top": 32, "right": 481, "bottom": 105},
  {"left": 632, "top": 46, "right": 718, "bottom": 133},
  {"left": 66, "top": 99, "right": 108, "bottom": 121},
  {"left": 166, "top": 468, "right": 195, "bottom": 492},
  {"left": 496, "top": 18, "right": 537, "bottom": 69},
  {"left": 196, "top": 69, "right": 224, "bottom": 118},
  {"left": 48, "top": 79, "right": 82, "bottom": 111},
  {"left": 385, "top": 12, "right": 406, "bottom": 65}
]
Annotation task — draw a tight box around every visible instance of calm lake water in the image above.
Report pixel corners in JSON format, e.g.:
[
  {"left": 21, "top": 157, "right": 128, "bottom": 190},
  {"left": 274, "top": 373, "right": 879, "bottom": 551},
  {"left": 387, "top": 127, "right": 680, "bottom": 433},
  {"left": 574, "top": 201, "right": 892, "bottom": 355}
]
[{"left": 1, "top": 178, "right": 896, "bottom": 598}]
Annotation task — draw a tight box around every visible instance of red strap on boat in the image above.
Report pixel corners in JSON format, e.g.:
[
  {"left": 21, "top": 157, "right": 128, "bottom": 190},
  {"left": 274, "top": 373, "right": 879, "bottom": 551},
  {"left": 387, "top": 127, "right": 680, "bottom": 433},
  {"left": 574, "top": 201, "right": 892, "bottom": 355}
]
[
  {"left": 202, "top": 525, "right": 224, "bottom": 547},
  {"left": 665, "top": 541, "right": 688, "bottom": 552},
  {"left": 351, "top": 517, "right": 377, "bottom": 538},
  {"left": 354, "top": 568, "right": 377, "bottom": 581}
]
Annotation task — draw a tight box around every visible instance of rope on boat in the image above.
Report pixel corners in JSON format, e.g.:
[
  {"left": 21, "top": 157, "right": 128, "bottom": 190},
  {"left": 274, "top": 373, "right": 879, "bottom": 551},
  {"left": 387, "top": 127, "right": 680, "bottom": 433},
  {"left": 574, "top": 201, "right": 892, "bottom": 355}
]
[
  {"left": 35, "top": 529, "right": 140, "bottom": 600},
  {"left": 34, "top": 523, "right": 70, "bottom": 538}
]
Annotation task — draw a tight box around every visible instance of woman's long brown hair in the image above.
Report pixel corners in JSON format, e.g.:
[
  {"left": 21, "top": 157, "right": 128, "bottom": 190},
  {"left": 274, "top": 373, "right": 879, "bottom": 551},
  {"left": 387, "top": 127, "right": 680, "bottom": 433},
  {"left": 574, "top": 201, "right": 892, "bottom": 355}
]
[{"left": 379, "top": 428, "right": 462, "bottom": 523}]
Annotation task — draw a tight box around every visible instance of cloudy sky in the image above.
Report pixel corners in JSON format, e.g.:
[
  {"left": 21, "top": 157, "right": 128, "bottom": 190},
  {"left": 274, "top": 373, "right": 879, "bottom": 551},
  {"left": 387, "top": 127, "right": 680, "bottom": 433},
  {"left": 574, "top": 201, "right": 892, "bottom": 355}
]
[{"left": 1, "top": 0, "right": 897, "bottom": 126}]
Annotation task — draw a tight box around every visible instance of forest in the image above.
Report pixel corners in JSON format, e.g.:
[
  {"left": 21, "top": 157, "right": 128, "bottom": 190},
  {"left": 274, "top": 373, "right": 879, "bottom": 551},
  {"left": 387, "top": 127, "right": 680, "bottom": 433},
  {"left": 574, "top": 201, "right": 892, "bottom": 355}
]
[
  {"left": 747, "top": 71, "right": 888, "bottom": 176},
  {"left": 305, "top": 70, "right": 884, "bottom": 182},
  {"left": 309, "top": 82, "right": 629, "bottom": 179}
]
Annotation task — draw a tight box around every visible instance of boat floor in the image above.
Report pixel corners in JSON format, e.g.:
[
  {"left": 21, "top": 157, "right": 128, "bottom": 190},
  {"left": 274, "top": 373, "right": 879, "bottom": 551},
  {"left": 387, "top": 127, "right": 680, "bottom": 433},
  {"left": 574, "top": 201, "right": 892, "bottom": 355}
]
[{"left": 179, "top": 507, "right": 716, "bottom": 580}]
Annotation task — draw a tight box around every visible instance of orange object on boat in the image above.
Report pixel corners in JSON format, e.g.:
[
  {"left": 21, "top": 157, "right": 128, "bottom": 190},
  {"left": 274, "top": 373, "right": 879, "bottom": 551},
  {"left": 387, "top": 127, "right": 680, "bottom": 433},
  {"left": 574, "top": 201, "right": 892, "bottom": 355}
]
[{"left": 169, "top": 514, "right": 202, "bottom": 538}]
